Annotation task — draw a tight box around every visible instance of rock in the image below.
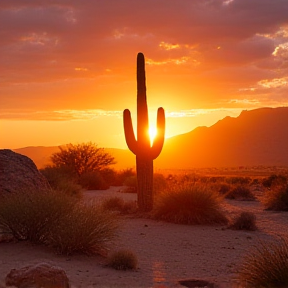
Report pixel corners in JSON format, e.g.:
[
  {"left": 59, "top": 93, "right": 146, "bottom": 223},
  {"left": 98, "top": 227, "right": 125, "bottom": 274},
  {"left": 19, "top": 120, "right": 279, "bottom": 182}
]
[
  {"left": 0, "top": 149, "right": 50, "bottom": 194},
  {"left": 5, "top": 263, "right": 70, "bottom": 288}
]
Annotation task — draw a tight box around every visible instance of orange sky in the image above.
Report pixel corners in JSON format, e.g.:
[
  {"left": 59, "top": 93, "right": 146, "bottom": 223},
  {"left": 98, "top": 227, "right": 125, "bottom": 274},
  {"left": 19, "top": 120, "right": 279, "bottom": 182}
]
[{"left": 1, "top": 0, "right": 288, "bottom": 149}]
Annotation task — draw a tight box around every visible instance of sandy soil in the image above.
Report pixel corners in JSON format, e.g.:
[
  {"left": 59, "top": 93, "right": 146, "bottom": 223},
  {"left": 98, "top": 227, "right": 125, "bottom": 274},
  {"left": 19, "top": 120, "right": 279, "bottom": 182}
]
[{"left": 1, "top": 186, "right": 288, "bottom": 288}]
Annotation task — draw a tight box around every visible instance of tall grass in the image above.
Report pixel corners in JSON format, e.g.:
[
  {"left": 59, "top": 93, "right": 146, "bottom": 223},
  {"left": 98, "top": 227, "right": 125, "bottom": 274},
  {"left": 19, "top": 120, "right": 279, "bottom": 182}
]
[
  {"left": 153, "top": 183, "right": 228, "bottom": 225},
  {"left": 0, "top": 189, "right": 77, "bottom": 243},
  {"left": 238, "top": 238, "right": 288, "bottom": 287},
  {"left": 47, "top": 201, "right": 118, "bottom": 255}
]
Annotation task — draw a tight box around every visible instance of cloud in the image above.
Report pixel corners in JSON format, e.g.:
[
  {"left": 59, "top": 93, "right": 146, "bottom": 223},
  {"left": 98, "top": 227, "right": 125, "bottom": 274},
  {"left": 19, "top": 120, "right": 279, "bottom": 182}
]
[{"left": 1, "top": 0, "right": 288, "bottom": 113}]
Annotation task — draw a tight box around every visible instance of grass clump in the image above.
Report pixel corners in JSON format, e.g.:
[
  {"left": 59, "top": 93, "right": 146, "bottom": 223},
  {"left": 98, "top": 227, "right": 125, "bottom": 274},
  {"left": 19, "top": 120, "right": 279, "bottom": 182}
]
[
  {"left": 153, "top": 184, "right": 228, "bottom": 225},
  {"left": 47, "top": 201, "right": 118, "bottom": 255},
  {"left": 238, "top": 238, "right": 288, "bottom": 287},
  {"left": 263, "top": 184, "right": 288, "bottom": 211},
  {"left": 228, "top": 211, "right": 257, "bottom": 231},
  {"left": 0, "top": 189, "right": 77, "bottom": 243},
  {"left": 225, "top": 185, "right": 255, "bottom": 201},
  {"left": 108, "top": 249, "right": 138, "bottom": 270},
  {"left": 101, "top": 197, "right": 137, "bottom": 214}
]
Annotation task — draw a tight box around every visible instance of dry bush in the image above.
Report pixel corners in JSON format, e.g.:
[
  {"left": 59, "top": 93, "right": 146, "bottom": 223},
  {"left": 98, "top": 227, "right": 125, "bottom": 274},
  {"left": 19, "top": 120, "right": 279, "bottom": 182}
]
[
  {"left": 228, "top": 211, "right": 257, "bottom": 231},
  {"left": 238, "top": 238, "right": 288, "bottom": 287},
  {"left": 101, "top": 197, "right": 137, "bottom": 214},
  {"left": 107, "top": 249, "right": 138, "bottom": 270},
  {"left": 153, "top": 184, "right": 228, "bottom": 225},
  {"left": 123, "top": 176, "right": 137, "bottom": 193},
  {"left": 79, "top": 171, "right": 109, "bottom": 190},
  {"left": 225, "top": 185, "right": 255, "bottom": 201},
  {"left": 263, "top": 184, "right": 288, "bottom": 211},
  {"left": 47, "top": 202, "right": 118, "bottom": 255},
  {"left": 40, "top": 166, "right": 83, "bottom": 197},
  {"left": 0, "top": 189, "right": 77, "bottom": 243}
]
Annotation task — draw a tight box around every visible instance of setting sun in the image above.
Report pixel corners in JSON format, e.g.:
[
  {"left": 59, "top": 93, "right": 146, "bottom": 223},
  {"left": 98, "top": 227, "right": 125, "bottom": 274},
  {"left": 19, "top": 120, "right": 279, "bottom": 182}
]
[{"left": 149, "top": 126, "right": 157, "bottom": 144}]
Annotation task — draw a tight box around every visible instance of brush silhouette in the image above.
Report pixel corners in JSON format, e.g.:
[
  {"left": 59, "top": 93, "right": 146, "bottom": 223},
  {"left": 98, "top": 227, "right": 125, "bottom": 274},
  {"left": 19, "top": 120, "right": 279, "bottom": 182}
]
[{"left": 123, "top": 52, "right": 165, "bottom": 211}]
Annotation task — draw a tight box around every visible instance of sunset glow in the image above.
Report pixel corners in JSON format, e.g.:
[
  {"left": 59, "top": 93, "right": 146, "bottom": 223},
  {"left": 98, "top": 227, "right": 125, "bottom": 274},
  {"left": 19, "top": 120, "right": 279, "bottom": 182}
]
[{"left": 1, "top": 1, "right": 288, "bottom": 149}]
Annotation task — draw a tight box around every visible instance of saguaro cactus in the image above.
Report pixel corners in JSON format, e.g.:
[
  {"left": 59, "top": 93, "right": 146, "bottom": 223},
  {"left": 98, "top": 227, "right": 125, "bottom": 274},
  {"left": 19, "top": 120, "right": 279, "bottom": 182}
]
[{"left": 123, "top": 52, "right": 165, "bottom": 212}]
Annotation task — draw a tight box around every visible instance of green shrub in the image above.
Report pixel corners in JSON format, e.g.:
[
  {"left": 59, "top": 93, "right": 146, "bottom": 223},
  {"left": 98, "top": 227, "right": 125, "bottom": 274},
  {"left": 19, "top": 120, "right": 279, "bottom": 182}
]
[
  {"left": 79, "top": 171, "right": 109, "bottom": 190},
  {"left": 228, "top": 211, "right": 257, "bottom": 231},
  {"left": 263, "top": 184, "right": 288, "bottom": 211},
  {"left": 108, "top": 249, "right": 138, "bottom": 270},
  {"left": 0, "top": 189, "right": 77, "bottom": 243},
  {"left": 101, "top": 197, "right": 137, "bottom": 214},
  {"left": 153, "top": 184, "right": 228, "bottom": 225},
  {"left": 238, "top": 238, "right": 288, "bottom": 287},
  {"left": 225, "top": 185, "right": 255, "bottom": 201},
  {"left": 47, "top": 202, "right": 118, "bottom": 255}
]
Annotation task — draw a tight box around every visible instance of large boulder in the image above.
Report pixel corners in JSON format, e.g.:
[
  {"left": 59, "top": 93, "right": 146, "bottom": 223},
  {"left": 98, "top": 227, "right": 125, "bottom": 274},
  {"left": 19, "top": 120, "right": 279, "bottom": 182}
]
[
  {"left": 0, "top": 149, "right": 50, "bottom": 194},
  {"left": 5, "top": 263, "right": 70, "bottom": 288}
]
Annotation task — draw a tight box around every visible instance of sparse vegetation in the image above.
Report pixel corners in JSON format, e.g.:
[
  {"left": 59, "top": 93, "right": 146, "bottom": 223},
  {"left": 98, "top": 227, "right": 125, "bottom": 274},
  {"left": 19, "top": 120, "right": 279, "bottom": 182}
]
[
  {"left": 0, "top": 189, "right": 77, "bottom": 243},
  {"left": 225, "top": 185, "right": 255, "bottom": 201},
  {"left": 0, "top": 189, "right": 118, "bottom": 255},
  {"left": 153, "top": 184, "right": 228, "bottom": 225},
  {"left": 238, "top": 238, "right": 288, "bottom": 287},
  {"left": 101, "top": 197, "right": 137, "bottom": 214},
  {"left": 108, "top": 249, "right": 138, "bottom": 270},
  {"left": 262, "top": 174, "right": 287, "bottom": 188},
  {"left": 79, "top": 170, "right": 109, "bottom": 190},
  {"left": 228, "top": 211, "right": 257, "bottom": 231},
  {"left": 263, "top": 184, "right": 288, "bottom": 211},
  {"left": 47, "top": 201, "right": 118, "bottom": 255}
]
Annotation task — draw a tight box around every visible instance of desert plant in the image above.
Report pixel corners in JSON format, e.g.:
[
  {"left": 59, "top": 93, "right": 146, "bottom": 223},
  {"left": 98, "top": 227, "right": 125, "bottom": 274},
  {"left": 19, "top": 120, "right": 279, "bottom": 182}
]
[
  {"left": 153, "top": 184, "right": 228, "bottom": 225},
  {"left": 228, "top": 211, "right": 257, "bottom": 231},
  {"left": 153, "top": 173, "right": 168, "bottom": 194},
  {"left": 114, "top": 168, "right": 136, "bottom": 186},
  {"left": 123, "top": 52, "right": 165, "bottom": 212},
  {"left": 50, "top": 142, "right": 115, "bottom": 177},
  {"left": 47, "top": 202, "right": 118, "bottom": 255},
  {"left": 262, "top": 174, "right": 287, "bottom": 188},
  {"left": 101, "top": 197, "right": 137, "bottom": 214},
  {"left": 238, "top": 238, "right": 288, "bottom": 287},
  {"left": 225, "top": 185, "right": 255, "bottom": 201},
  {"left": 78, "top": 171, "right": 109, "bottom": 190},
  {"left": 0, "top": 189, "right": 77, "bottom": 243},
  {"left": 123, "top": 175, "right": 137, "bottom": 193},
  {"left": 40, "top": 165, "right": 82, "bottom": 197},
  {"left": 108, "top": 249, "right": 138, "bottom": 270},
  {"left": 263, "top": 184, "right": 288, "bottom": 211}
]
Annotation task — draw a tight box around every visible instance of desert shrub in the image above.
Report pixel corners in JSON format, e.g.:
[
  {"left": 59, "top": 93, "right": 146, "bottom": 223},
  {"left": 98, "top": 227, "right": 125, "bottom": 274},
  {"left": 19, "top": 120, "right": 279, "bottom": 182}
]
[
  {"left": 123, "top": 175, "right": 137, "bottom": 193},
  {"left": 225, "top": 185, "right": 255, "bottom": 201},
  {"left": 100, "top": 168, "right": 118, "bottom": 186},
  {"left": 47, "top": 202, "right": 118, "bottom": 255},
  {"left": 262, "top": 174, "right": 287, "bottom": 188},
  {"left": 263, "top": 184, "right": 288, "bottom": 211},
  {"left": 226, "top": 176, "right": 251, "bottom": 185},
  {"left": 228, "top": 211, "right": 257, "bottom": 231},
  {"left": 107, "top": 249, "right": 138, "bottom": 270},
  {"left": 238, "top": 238, "right": 288, "bottom": 287},
  {"left": 153, "top": 184, "right": 228, "bottom": 225},
  {"left": 79, "top": 171, "right": 109, "bottom": 190},
  {"left": 153, "top": 173, "right": 167, "bottom": 194},
  {"left": 40, "top": 166, "right": 82, "bottom": 197},
  {"left": 0, "top": 189, "right": 77, "bottom": 243},
  {"left": 101, "top": 197, "right": 137, "bottom": 214},
  {"left": 115, "top": 168, "right": 136, "bottom": 186}
]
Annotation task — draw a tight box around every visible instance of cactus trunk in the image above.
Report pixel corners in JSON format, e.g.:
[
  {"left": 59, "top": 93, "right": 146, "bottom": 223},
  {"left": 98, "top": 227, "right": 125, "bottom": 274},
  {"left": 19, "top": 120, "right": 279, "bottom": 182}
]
[{"left": 123, "top": 52, "right": 165, "bottom": 212}]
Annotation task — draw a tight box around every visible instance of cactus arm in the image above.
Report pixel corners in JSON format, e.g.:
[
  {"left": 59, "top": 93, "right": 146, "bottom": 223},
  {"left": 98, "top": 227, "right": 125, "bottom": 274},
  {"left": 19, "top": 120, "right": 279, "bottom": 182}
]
[
  {"left": 150, "top": 107, "right": 165, "bottom": 160},
  {"left": 123, "top": 109, "right": 139, "bottom": 155}
]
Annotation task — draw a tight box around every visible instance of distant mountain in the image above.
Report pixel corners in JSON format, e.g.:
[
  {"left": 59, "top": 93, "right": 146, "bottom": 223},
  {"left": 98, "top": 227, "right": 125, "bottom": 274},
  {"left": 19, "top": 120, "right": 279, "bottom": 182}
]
[
  {"left": 155, "top": 107, "right": 288, "bottom": 169},
  {"left": 13, "top": 107, "right": 288, "bottom": 170}
]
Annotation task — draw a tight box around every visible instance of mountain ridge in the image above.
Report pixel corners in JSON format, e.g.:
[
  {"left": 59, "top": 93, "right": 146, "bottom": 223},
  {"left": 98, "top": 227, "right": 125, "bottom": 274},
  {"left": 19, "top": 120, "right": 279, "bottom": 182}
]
[{"left": 10, "top": 106, "right": 288, "bottom": 170}]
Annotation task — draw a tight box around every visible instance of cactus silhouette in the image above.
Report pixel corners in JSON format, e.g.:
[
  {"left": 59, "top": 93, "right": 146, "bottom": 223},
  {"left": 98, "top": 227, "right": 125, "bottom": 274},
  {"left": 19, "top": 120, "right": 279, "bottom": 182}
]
[{"left": 123, "top": 52, "right": 165, "bottom": 211}]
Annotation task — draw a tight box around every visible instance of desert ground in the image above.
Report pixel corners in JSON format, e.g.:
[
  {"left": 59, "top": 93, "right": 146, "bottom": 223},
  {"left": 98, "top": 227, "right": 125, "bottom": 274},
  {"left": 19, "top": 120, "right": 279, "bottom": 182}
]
[{"left": 1, "top": 186, "right": 288, "bottom": 288}]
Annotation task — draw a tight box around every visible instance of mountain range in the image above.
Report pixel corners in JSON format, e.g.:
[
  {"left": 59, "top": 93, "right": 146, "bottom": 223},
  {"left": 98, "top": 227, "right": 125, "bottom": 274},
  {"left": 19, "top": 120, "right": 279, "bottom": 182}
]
[{"left": 13, "top": 107, "right": 288, "bottom": 170}]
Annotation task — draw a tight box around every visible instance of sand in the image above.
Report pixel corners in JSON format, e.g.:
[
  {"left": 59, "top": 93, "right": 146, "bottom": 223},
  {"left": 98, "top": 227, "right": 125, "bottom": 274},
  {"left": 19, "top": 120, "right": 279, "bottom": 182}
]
[{"left": 1, "top": 186, "right": 288, "bottom": 288}]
